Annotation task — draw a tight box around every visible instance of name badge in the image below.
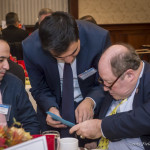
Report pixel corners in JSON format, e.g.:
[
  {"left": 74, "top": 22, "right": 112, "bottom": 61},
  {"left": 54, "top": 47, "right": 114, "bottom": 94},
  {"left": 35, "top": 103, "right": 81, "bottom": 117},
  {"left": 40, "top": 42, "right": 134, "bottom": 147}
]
[
  {"left": 78, "top": 67, "right": 97, "bottom": 80},
  {"left": 0, "top": 104, "right": 9, "bottom": 115},
  {"left": 0, "top": 104, "right": 11, "bottom": 121}
]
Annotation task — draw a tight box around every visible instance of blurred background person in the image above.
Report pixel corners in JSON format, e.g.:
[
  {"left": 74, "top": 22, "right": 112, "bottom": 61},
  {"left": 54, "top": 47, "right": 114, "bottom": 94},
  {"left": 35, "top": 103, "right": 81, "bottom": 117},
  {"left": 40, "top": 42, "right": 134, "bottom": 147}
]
[
  {"left": 1, "top": 12, "right": 28, "bottom": 43},
  {"left": 80, "top": 15, "right": 97, "bottom": 24},
  {"left": 2, "top": 12, "right": 29, "bottom": 60},
  {"left": 34, "top": 8, "right": 53, "bottom": 31}
]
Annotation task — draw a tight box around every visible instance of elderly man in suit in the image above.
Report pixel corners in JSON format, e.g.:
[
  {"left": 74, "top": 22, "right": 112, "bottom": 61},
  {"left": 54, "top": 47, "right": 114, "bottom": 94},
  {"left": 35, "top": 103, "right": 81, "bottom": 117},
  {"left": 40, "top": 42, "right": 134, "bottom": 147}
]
[
  {"left": 22, "top": 11, "right": 111, "bottom": 145},
  {"left": 70, "top": 43, "right": 150, "bottom": 150}
]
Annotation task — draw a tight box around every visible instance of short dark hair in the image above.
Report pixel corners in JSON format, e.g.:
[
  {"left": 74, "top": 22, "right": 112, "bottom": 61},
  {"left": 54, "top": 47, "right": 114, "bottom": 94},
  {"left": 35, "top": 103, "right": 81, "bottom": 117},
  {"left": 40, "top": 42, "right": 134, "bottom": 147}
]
[
  {"left": 6, "top": 12, "right": 19, "bottom": 26},
  {"left": 80, "top": 15, "right": 97, "bottom": 24},
  {"left": 39, "top": 11, "right": 79, "bottom": 56},
  {"left": 110, "top": 43, "right": 141, "bottom": 77}
]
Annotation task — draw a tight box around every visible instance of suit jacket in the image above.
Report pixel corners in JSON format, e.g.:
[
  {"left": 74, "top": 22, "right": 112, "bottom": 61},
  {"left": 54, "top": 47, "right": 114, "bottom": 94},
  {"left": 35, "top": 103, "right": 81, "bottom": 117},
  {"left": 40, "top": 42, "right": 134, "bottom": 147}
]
[
  {"left": 2, "top": 25, "right": 29, "bottom": 60},
  {"left": 99, "top": 61, "right": 150, "bottom": 150},
  {"left": 2, "top": 25, "right": 28, "bottom": 43},
  {"left": 1, "top": 73, "right": 40, "bottom": 135},
  {"left": 22, "top": 20, "right": 111, "bottom": 131}
]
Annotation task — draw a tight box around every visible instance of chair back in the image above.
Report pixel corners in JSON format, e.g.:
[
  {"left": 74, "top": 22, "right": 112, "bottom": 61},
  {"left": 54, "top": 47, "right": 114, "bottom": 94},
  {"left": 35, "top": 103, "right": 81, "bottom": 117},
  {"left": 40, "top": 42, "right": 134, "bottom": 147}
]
[{"left": 9, "top": 42, "right": 23, "bottom": 60}]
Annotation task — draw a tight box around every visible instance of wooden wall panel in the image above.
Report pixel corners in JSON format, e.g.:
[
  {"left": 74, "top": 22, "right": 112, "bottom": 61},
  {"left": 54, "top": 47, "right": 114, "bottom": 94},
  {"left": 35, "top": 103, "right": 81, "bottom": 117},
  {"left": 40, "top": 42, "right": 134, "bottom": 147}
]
[
  {"left": 24, "top": 23, "right": 150, "bottom": 62},
  {"left": 100, "top": 23, "right": 150, "bottom": 49},
  {"left": 25, "top": 23, "right": 150, "bottom": 51}
]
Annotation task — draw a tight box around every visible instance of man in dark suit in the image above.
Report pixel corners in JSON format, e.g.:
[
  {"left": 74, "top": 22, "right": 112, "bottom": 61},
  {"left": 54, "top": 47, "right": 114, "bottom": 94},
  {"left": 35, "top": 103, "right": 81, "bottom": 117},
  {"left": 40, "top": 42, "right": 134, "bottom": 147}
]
[
  {"left": 2, "top": 12, "right": 28, "bottom": 43},
  {"left": 22, "top": 11, "right": 111, "bottom": 141},
  {"left": 70, "top": 43, "right": 150, "bottom": 150},
  {"left": 2, "top": 12, "right": 29, "bottom": 60},
  {"left": 0, "top": 39, "right": 40, "bottom": 135}
]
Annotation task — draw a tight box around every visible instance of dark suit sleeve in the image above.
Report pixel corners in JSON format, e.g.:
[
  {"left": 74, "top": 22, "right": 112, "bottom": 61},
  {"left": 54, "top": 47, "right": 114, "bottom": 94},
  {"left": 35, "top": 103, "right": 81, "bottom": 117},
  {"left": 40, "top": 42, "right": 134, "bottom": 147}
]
[
  {"left": 101, "top": 67, "right": 150, "bottom": 141},
  {"left": 22, "top": 39, "right": 59, "bottom": 112},
  {"left": 102, "top": 103, "right": 150, "bottom": 141},
  {"left": 15, "top": 79, "right": 41, "bottom": 135}
]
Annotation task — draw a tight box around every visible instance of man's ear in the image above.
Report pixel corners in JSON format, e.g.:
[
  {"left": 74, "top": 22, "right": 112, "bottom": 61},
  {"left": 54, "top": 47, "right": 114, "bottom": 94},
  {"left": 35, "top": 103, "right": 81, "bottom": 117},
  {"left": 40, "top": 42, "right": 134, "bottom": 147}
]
[{"left": 126, "top": 69, "right": 134, "bottom": 81}]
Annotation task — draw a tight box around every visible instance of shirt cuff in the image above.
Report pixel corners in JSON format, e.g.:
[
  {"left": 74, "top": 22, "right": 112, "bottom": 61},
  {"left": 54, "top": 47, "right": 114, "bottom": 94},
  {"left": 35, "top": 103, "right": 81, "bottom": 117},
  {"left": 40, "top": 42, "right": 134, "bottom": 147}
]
[{"left": 85, "top": 97, "right": 96, "bottom": 110}]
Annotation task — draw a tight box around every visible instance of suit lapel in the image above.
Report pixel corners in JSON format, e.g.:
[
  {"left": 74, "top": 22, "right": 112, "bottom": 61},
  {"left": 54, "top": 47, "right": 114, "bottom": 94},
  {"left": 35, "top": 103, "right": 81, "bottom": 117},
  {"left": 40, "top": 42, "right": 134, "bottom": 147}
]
[
  {"left": 45, "top": 55, "right": 61, "bottom": 97},
  {"left": 99, "top": 94, "right": 113, "bottom": 119},
  {"left": 133, "top": 78, "right": 144, "bottom": 108},
  {"left": 76, "top": 43, "right": 87, "bottom": 76}
]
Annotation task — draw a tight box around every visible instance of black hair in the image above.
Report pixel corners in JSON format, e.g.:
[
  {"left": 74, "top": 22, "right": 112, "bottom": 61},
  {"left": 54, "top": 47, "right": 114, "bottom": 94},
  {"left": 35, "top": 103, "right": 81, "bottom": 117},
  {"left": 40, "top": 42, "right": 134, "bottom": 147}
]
[
  {"left": 6, "top": 12, "right": 19, "bottom": 26},
  {"left": 80, "top": 15, "right": 97, "bottom": 24},
  {"left": 39, "top": 11, "right": 79, "bottom": 56}
]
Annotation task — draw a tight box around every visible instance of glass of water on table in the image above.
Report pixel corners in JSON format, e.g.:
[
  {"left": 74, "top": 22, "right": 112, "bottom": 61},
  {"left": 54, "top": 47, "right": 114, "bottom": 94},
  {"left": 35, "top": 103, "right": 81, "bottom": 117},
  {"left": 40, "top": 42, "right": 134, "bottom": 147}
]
[{"left": 42, "top": 130, "right": 60, "bottom": 150}]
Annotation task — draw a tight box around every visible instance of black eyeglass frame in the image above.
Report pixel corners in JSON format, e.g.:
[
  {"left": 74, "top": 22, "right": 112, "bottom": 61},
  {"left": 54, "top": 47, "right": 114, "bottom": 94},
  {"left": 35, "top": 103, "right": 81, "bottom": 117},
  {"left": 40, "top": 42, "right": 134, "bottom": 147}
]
[{"left": 98, "top": 70, "right": 127, "bottom": 90}]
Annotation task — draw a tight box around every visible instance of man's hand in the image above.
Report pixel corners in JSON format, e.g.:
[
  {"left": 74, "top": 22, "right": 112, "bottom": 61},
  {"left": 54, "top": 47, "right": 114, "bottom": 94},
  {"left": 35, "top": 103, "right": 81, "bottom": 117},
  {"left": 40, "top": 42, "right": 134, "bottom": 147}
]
[
  {"left": 75, "top": 98, "right": 94, "bottom": 123},
  {"left": 69, "top": 119, "right": 102, "bottom": 139},
  {"left": 46, "top": 107, "right": 67, "bottom": 128}
]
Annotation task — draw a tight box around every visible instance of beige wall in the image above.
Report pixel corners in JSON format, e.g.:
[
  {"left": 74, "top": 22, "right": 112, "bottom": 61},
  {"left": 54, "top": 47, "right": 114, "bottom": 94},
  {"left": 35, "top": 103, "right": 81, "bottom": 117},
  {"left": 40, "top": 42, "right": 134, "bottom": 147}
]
[
  {"left": 0, "top": 0, "right": 68, "bottom": 25},
  {"left": 79, "top": 0, "right": 150, "bottom": 24}
]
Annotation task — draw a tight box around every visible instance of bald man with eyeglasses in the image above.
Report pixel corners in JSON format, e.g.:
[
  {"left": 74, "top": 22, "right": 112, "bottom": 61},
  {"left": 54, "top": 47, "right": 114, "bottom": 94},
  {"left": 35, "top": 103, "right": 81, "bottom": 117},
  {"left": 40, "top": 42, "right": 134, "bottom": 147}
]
[{"left": 70, "top": 43, "right": 150, "bottom": 150}]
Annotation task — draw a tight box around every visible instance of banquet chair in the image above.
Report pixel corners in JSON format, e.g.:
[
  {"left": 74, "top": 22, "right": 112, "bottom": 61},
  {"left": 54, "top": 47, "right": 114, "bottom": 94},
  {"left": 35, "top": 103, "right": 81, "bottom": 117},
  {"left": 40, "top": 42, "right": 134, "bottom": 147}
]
[{"left": 8, "top": 42, "right": 23, "bottom": 60}]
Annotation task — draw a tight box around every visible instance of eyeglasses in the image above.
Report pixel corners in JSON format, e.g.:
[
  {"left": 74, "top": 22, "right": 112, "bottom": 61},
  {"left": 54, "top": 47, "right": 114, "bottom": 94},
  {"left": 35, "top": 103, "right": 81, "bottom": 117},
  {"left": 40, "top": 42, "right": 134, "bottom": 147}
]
[
  {"left": 98, "top": 70, "right": 127, "bottom": 90},
  {"left": 52, "top": 47, "right": 78, "bottom": 59}
]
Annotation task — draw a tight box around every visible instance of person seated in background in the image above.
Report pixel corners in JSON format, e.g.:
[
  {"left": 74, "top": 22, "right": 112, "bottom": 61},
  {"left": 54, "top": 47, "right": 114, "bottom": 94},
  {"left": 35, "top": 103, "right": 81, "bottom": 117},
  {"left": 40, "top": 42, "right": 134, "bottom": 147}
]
[
  {"left": 70, "top": 43, "right": 150, "bottom": 150},
  {"left": 1, "top": 12, "right": 29, "bottom": 43},
  {"left": 80, "top": 15, "right": 97, "bottom": 24},
  {"left": 2, "top": 12, "right": 29, "bottom": 60},
  {"left": 34, "top": 8, "right": 53, "bottom": 31},
  {"left": 0, "top": 39, "right": 40, "bottom": 135}
]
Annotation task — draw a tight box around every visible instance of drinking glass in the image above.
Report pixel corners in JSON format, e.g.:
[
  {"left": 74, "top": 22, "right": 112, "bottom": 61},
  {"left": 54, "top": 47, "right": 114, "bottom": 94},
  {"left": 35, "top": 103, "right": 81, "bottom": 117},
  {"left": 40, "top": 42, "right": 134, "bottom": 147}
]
[{"left": 42, "top": 130, "right": 60, "bottom": 150}]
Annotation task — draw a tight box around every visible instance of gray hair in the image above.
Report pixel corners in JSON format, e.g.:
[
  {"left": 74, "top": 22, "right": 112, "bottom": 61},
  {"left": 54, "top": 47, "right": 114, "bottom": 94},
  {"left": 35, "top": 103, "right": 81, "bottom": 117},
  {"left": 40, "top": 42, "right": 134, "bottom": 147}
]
[
  {"left": 110, "top": 43, "right": 141, "bottom": 77},
  {"left": 38, "top": 8, "right": 53, "bottom": 21}
]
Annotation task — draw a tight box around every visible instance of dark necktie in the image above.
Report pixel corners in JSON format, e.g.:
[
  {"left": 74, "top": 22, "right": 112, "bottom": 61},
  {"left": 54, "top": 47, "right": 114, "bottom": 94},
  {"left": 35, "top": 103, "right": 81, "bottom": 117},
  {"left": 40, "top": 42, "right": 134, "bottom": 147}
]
[{"left": 61, "top": 63, "right": 75, "bottom": 137}]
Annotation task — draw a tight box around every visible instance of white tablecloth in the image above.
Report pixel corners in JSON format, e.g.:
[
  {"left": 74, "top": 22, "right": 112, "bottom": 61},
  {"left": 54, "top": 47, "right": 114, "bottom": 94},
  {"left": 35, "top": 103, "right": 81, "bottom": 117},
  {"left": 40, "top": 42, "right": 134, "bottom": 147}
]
[{"left": 25, "top": 85, "right": 37, "bottom": 111}]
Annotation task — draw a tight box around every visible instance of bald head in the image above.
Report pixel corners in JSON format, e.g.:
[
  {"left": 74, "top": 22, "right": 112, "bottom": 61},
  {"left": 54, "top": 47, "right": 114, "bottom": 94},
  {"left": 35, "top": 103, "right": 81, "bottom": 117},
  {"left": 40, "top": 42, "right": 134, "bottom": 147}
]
[
  {"left": 101, "top": 44, "right": 128, "bottom": 61},
  {"left": 99, "top": 43, "right": 141, "bottom": 77},
  {"left": 0, "top": 40, "right": 10, "bottom": 52},
  {"left": 0, "top": 39, "right": 10, "bottom": 81}
]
